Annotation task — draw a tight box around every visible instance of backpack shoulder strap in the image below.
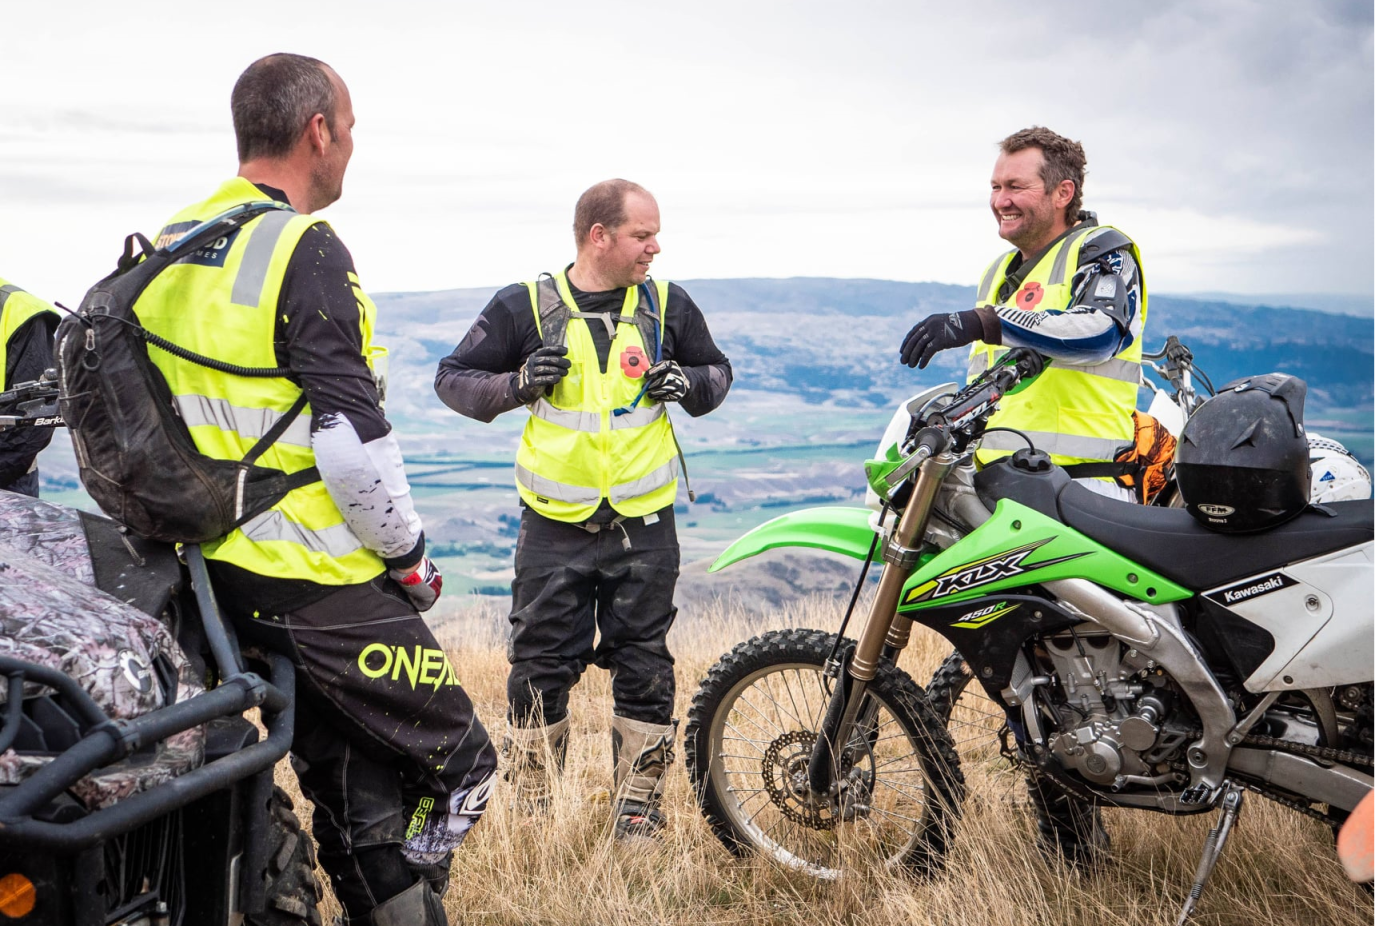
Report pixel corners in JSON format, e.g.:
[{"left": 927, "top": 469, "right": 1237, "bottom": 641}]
[
  {"left": 531, "top": 273, "right": 571, "bottom": 348},
  {"left": 629, "top": 278, "right": 665, "bottom": 362}
]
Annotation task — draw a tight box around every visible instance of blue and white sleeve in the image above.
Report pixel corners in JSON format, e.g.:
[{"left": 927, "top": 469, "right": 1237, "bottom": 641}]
[{"left": 994, "top": 249, "right": 1142, "bottom": 366}]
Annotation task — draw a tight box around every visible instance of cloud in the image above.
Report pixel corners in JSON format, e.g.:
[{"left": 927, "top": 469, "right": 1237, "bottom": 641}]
[{"left": 0, "top": 1, "right": 1368, "bottom": 300}]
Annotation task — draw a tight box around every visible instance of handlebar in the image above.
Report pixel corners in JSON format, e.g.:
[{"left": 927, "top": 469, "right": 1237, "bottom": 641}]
[
  {"left": 902, "top": 347, "right": 1046, "bottom": 457},
  {"left": 0, "top": 369, "right": 63, "bottom": 431}
]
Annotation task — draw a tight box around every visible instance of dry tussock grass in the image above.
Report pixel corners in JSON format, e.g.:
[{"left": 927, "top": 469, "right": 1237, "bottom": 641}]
[{"left": 275, "top": 594, "right": 1372, "bottom": 926}]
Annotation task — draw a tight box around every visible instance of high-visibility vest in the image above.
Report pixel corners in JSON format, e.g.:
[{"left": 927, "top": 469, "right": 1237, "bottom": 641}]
[
  {"left": 0, "top": 278, "right": 58, "bottom": 387},
  {"left": 134, "top": 177, "right": 386, "bottom": 585},
  {"left": 514, "top": 269, "right": 679, "bottom": 523},
  {"left": 968, "top": 224, "right": 1147, "bottom": 469}
]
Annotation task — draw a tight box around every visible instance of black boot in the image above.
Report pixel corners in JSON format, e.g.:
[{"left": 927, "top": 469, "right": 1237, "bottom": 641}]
[
  {"left": 1025, "top": 772, "right": 1111, "bottom": 866},
  {"left": 405, "top": 851, "right": 452, "bottom": 898},
  {"left": 368, "top": 879, "right": 449, "bottom": 926}
]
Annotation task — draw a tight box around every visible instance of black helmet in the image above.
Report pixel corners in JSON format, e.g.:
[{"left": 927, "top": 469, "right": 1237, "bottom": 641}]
[{"left": 1174, "top": 373, "right": 1311, "bottom": 533}]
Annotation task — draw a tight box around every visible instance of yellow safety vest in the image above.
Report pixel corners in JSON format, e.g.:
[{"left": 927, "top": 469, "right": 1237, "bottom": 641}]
[
  {"left": 0, "top": 278, "right": 58, "bottom": 387},
  {"left": 134, "top": 178, "right": 386, "bottom": 585},
  {"left": 968, "top": 224, "right": 1147, "bottom": 469},
  {"left": 514, "top": 269, "right": 679, "bottom": 523}
]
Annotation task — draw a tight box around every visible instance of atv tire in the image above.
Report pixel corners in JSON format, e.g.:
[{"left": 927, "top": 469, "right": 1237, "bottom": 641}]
[
  {"left": 685, "top": 628, "right": 964, "bottom": 879},
  {"left": 250, "top": 786, "right": 325, "bottom": 926}
]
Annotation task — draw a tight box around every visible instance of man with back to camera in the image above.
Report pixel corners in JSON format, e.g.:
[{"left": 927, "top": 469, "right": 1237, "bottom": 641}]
[
  {"left": 434, "top": 180, "right": 732, "bottom": 839},
  {"left": 131, "top": 54, "right": 496, "bottom": 925},
  {"left": 0, "top": 279, "right": 58, "bottom": 496},
  {"left": 898, "top": 126, "right": 1148, "bottom": 863}
]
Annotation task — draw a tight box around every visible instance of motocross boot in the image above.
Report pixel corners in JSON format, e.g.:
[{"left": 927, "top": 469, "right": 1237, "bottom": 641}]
[
  {"left": 368, "top": 878, "right": 449, "bottom": 926},
  {"left": 405, "top": 851, "right": 452, "bottom": 898},
  {"left": 1025, "top": 771, "right": 1111, "bottom": 867},
  {"left": 502, "top": 716, "right": 570, "bottom": 813},
  {"left": 611, "top": 715, "right": 677, "bottom": 840}
]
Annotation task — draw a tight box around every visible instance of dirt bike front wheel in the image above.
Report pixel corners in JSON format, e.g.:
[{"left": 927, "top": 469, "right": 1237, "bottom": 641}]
[{"left": 685, "top": 628, "right": 964, "bottom": 879}]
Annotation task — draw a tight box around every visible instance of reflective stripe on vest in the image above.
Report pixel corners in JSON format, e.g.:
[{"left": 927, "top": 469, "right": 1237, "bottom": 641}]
[
  {"left": 231, "top": 211, "right": 298, "bottom": 307},
  {"left": 239, "top": 508, "right": 366, "bottom": 560},
  {"left": 969, "top": 224, "right": 1147, "bottom": 471},
  {"left": 174, "top": 394, "right": 314, "bottom": 448},
  {"left": 979, "top": 429, "right": 1126, "bottom": 460},
  {"left": 514, "top": 269, "right": 678, "bottom": 523},
  {"left": 609, "top": 457, "right": 679, "bottom": 504},
  {"left": 529, "top": 397, "right": 666, "bottom": 433},
  {"left": 135, "top": 178, "right": 385, "bottom": 585},
  {"left": 516, "top": 456, "right": 681, "bottom": 507}
]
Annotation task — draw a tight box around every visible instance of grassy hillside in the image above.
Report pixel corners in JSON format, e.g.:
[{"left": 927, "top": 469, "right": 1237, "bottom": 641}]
[{"left": 277, "top": 595, "right": 1373, "bottom": 925}]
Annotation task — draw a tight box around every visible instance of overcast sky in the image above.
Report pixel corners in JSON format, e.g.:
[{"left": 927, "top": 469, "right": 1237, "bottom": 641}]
[{"left": 3, "top": 1, "right": 1371, "bottom": 308}]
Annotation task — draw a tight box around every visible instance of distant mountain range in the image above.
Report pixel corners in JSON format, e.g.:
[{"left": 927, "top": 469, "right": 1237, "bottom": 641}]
[
  {"left": 374, "top": 278, "right": 1374, "bottom": 417},
  {"left": 32, "top": 278, "right": 1373, "bottom": 606}
]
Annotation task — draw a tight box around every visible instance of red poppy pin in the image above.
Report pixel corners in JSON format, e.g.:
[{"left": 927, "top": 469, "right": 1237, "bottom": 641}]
[
  {"left": 1016, "top": 282, "right": 1045, "bottom": 309},
  {"left": 621, "top": 346, "right": 648, "bottom": 378}
]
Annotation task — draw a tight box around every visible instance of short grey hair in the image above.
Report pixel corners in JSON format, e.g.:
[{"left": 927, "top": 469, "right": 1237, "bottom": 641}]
[{"left": 231, "top": 54, "right": 337, "bottom": 162}]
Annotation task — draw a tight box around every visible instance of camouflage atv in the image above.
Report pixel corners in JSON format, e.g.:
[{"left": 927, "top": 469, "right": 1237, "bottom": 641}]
[{"left": 0, "top": 376, "right": 322, "bottom": 925}]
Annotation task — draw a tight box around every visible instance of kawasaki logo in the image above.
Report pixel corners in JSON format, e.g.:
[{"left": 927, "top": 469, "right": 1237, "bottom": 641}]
[
  {"left": 358, "top": 643, "right": 462, "bottom": 690},
  {"left": 951, "top": 601, "right": 1019, "bottom": 630},
  {"left": 1207, "top": 571, "right": 1296, "bottom": 607},
  {"left": 905, "top": 537, "right": 1089, "bottom": 604}
]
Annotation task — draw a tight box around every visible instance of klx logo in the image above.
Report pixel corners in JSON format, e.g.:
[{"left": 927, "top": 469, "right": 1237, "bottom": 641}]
[
  {"left": 932, "top": 549, "right": 1036, "bottom": 597},
  {"left": 907, "top": 537, "right": 1087, "bottom": 604}
]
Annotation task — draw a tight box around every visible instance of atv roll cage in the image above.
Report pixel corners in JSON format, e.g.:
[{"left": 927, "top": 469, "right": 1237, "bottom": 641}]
[{"left": 0, "top": 375, "right": 300, "bottom": 920}]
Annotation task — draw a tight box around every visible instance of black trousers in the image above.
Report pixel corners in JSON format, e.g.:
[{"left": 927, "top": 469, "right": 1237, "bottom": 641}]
[
  {"left": 232, "top": 575, "right": 497, "bottom": 917},
  {"left": 507, "top": 506, "right": 680, "bottom": 727}
]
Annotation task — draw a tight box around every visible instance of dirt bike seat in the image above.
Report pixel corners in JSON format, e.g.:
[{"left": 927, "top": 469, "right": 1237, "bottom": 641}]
[
  {"left": 974, "top": 459, "right": 1373, "bottom": 592},
  {"left": 1056, "top": 485, "right": 1373, "bottom": 591}
]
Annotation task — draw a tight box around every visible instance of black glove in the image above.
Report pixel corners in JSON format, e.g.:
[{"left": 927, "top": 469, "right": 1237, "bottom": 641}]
[
  {"left": 644, "top": 360, "right": 689, "bottom": 402},
  {"left": 514, "top": 345, "right": 571, "bottom": 403},
  {"left": 390, "top": 556, "right": 442, "bottom": 612},
  {"left": 899, "top": 309, "right": 986, "bottom": 369}
]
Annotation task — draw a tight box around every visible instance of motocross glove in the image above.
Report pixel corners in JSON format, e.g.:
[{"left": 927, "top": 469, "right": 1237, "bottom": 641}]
[
  {"left": 644, "top": 360, "right": 689, "bottom": 402},
  {"left": 899, "top": 308, "right": 991, "bottom": 369},
  {"left": 390, "top": 556, "right": 443, "bottom": 612},
  {"left": 514, "top": 345, "right": 571, "bottom": 404}
]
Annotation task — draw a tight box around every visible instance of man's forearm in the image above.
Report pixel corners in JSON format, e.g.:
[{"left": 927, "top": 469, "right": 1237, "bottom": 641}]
[
  {"left": 992, "top": 250, "right": 1142, "bottom": 366},
  {"left": 679, "top": 361, "right": 733, "bottom": 417},
  {"left": 434, "top": 365, "right": 524, "bottom": 422},
  {"left": 312, "top": 412, "right": 425, "bottom": 570}
]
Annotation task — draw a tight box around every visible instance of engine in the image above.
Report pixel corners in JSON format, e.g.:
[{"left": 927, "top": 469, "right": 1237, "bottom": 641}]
[{"left": 1037, "top": 626, "right": 1194, "bottom": 790}]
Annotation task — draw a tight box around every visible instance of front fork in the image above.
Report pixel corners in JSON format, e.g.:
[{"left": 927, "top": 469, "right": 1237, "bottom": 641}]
[{"left": 807, "top": 451, "right": 958, "bottom": 797}]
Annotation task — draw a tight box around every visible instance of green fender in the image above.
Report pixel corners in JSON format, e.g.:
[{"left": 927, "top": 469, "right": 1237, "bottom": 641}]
[{"left": 708, "top": 507, "right": 878, "bottom": 573}]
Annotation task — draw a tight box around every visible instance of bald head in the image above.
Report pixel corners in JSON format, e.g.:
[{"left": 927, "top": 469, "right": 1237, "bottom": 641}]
[{"left": 573, "top": 179, "right": 652, "bottom": 248}]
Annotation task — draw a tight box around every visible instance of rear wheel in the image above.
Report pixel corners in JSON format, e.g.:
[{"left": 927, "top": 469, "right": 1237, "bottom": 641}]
[
  {"left": 926, "top": 651, "right": 1027, "bottom": 813},
  {"left": 685, "top": 628, "right": 963, "bottom": 878}
]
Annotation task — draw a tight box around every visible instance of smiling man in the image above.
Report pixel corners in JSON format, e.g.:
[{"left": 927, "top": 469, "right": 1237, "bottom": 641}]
[
  {"left": 435, "top": 179, "right": 731, "bottom": 839},
  {"left": 899, "top": 127, "right": 1149, "bottom": 868},
  {"left": 899, "top": 127, "right": 1147, "bottom": 503}
]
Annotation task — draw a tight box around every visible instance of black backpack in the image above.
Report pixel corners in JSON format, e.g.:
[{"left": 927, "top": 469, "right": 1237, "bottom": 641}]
[{"left": 56, "top": 203, "right": 320, "bottom": 543}]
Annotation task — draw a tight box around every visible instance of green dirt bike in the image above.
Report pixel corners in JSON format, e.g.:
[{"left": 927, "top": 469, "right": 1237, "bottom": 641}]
[{"left": 684, "top": 348, "right": 1373, "bottom": 924}]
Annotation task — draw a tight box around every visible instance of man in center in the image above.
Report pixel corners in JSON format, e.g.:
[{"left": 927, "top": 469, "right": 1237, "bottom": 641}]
[{"left": 435, "top": 179, "right": 732, "bottom": 837}]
